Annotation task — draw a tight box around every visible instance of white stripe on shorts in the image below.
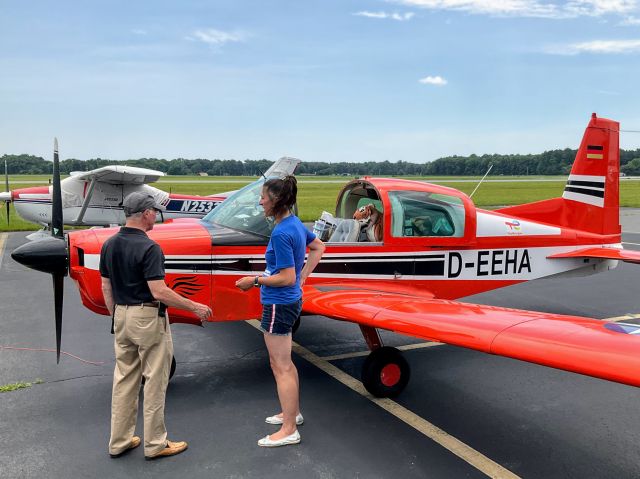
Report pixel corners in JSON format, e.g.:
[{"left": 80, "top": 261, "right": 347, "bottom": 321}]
[{"left": 269, "top": 304, "right": 276, "bottom": 333}]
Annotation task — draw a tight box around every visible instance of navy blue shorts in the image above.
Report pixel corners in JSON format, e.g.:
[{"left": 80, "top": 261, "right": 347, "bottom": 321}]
[{"left": 260, "top": 300, "right": 302, "bottom": 336}]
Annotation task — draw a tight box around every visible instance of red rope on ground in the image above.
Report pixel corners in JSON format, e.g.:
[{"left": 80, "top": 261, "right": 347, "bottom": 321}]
[{"left": 0, "top": 346, "right": 106, "bottom": 366}]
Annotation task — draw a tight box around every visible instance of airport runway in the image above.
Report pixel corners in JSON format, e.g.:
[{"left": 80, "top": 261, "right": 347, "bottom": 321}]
[{"left": 1, "top": 218, "right": 639, "bottom": 478}]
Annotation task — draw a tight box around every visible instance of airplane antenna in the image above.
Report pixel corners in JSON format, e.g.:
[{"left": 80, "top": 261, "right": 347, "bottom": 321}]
[
  {"left": 469, "top": 164, "right": 493, "bottom": 199},
  {"left": 257, "top": 168, "right": 267, "bottom": 180}
]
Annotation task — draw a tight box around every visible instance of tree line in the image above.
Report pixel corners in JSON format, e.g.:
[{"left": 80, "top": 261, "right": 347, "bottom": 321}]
[{"left": 3, "top": 149, "right": 640, "bottom": 176}]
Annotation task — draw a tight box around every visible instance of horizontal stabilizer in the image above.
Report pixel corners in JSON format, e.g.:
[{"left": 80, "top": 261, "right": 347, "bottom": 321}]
[
  {"left": 302, "top": 284, "right": 640, "bottom": 387},
  {"left": 548, "top": 247, "right": 640, "bottom": 264}
]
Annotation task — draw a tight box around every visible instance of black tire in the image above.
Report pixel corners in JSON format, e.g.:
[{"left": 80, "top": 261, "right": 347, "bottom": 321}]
[
  {"left": 292, "top": 315, "right": 301, "bottom": 334},
  {"left": 169, "top": 355, "right": 176, "bottom": 379},
  {"left": 361, "top": 347, "right": 410, "bottom": 398}
]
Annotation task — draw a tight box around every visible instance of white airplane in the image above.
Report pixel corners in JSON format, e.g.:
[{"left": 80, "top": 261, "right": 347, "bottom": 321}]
[{"left": 0, "top": 148, "right": 299, "bottom": 234}]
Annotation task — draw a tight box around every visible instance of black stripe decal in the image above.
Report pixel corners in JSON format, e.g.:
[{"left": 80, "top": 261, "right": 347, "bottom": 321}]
[
  {"left": 165, "top": 258, "right": 447, "bottom": 277},
  {"left": 320, "top": 254, "right": 446, "bottom": 261},
  {"left": 564, "top": 186, "right": 605, "bottom": 198},
  {"left": 165, "top": 262, "right": 215, "bottom": 271},
  {"left": 587, "top": 145, "right": 603, "bottom": 151},
  {"left": 567, "top": 180, "right": 604, "bottom": 189}
]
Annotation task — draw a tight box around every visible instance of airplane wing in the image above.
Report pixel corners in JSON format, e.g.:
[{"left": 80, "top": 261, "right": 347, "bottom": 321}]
[
  {"left": 302, "top": 284, "right": 640, "bottom": 387},
  {"left": 548, "top": 247, "right": 640, "bottom": 264},
  {"left": 264, "top": 157, "right": 301, "bottom": 178},
  {"left": 204, "top": 157, "right": 301, "bottom": 199},
  {"left": 70, "top": 166, "right": 165, "bottom": 185}
]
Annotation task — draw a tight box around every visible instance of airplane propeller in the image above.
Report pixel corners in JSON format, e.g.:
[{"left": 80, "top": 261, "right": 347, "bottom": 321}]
[{"left": 11, "top": 138, "right": 68, "bottom": 363}]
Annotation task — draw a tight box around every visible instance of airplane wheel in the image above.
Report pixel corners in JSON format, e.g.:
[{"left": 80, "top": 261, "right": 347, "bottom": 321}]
[
  {"left": 170, "top": 355, "right": 176, "bottom": 380},
  {"left": 361, "top": 347, "right": 410, "bottom": 398},
  {"left": 292, "top": 315, "right": 301, "bottom": 334}
]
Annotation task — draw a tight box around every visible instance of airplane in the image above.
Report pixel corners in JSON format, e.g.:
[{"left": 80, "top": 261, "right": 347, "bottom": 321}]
[
  {"left": 0, "top": 152, "right": 300, "bottom": 232},
  {"left": 10, "top": 113, "right": 640, "bottom": 398}
]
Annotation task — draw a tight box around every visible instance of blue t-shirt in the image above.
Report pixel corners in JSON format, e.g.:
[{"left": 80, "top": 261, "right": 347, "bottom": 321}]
[{"left": 260, "top": 215, "right": 316, "bottom": 304}]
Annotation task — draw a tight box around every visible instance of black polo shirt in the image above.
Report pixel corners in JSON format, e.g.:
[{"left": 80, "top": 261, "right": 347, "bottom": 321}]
[{"left": 99, "top": 227, "right": 165, "bottom": 305}]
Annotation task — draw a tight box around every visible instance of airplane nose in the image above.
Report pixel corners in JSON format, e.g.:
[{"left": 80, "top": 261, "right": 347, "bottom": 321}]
[{"left": 11, "top": 237, "right": 68, "bottom": 276}]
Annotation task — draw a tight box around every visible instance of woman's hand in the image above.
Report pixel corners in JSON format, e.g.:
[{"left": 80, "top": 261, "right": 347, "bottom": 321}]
[{"left": 235, "top": 276, "right": 255, "bottom": 291}]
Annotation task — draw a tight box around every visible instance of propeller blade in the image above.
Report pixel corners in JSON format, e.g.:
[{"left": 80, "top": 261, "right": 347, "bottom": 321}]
[
  {"left": 10, "top": 140, "right": 69, "bottom": 366},
  {"left": 4, "top": 159, "right": 8, "bottom": 226},
  {"left": 53, "top": 273, "right": 64, "bottom": 363},
  {"left": 51, "top": 138, "right": 64, "bottom": 239}
]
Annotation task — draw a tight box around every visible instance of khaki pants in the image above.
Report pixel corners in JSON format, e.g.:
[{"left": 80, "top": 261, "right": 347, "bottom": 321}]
[{"left": 108, "top": 304, "right": 174, "bottom": 457}]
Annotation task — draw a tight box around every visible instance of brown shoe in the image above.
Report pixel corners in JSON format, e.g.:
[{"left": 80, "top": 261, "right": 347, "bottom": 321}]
[
  {"left": 145, "top": 440, "right": 188, "bottom": 460},
  {"left": 110, "top": 436, "right": 141, "bottom": 458}
]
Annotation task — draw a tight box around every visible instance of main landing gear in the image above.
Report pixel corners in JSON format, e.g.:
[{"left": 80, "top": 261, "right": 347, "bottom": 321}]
[
  {"left": 292, "top": 314, "right": 302, "bottom": 334},
  {"left": 359, "top": 326, "right": 410, "bottom": 398},
  {"left": 170, "top": 355, "right": 176, "bottom": 379}
]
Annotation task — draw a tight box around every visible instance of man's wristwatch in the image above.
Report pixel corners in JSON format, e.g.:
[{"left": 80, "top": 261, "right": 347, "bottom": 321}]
[{"left": 254, "top": 276, "right": 260, "bottom": 287}]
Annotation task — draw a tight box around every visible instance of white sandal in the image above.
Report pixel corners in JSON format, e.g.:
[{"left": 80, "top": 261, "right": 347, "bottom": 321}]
[
  {"left": 265, "top": 413, "right": 304, "bottom": 425},
  {"left": 258, "top": 430, "right": 301, "bottom": 447}
]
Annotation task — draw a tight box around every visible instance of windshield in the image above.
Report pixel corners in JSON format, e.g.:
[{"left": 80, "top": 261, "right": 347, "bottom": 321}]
[{"left": 203, "top": 178, "right": 273, "bottom": 238}]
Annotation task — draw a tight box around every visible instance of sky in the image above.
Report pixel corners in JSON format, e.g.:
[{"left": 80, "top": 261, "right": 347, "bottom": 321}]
[{"left": 2, "top": 0, "right": 640, "bottom": 164}]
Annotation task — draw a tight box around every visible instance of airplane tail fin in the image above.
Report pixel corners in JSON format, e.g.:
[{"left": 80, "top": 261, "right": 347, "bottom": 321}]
[{"left": 496, "top": 114, "right": 620, "bottom": 236}]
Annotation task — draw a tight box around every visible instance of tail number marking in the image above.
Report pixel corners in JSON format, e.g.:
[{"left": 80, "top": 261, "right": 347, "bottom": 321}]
[
  {"left": 448, "top": 250, "right": 531, "bottom": 278},
  {"left": 180, "top": 200, "right": 216, "bottom": 214}
]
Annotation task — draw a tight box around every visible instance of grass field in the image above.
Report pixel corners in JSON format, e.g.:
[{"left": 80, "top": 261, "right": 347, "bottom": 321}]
[{"left": 1, "top": 175, "right": 639, "bottom": 232}]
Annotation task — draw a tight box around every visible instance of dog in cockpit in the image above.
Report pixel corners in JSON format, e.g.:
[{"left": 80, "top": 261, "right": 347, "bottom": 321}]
[{"left": 353, "top": 203, "right": 383, "bottom": 242}]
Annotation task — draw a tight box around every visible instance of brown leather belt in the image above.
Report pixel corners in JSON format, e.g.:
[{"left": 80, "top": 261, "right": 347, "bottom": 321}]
[{"left": 117, "top": 302, "right": 158, "bottom": 308}]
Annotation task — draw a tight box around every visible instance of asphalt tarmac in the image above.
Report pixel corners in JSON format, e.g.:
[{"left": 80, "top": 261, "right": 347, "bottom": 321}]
[{"left": 1, "top": 214, "right": 640, "bottom": 479}]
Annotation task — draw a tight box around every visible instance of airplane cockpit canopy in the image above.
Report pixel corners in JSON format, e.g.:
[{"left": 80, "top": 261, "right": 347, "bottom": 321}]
[
  {"left": 336, "top": 180, "right": 383, "bottom": 218},
  {"left": 203, "top": 177, "right": 273, "bottom": 239},
  {"left": 388, "top": 190, "right": 465, "bottom": 238},
  {"left": 335, "top": 177, "right": 475, "bottom": 243}
]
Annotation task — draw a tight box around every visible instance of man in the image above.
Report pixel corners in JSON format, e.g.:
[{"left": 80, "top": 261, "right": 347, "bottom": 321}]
[{"left": 100, "top": 192, "right": 212, "bottom": 460}]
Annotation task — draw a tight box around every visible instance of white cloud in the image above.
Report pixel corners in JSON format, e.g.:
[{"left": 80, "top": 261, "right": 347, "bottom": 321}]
[
  {"left": 132, "top": 29, "right": 147, "bottom": 35},
  {"left": 393, "top": 0, "right": 638, "bottom": 18},
  {"left": 565, "top": 0, "right": 636, "bottom": 16},
  {"left": 620, "top": 14, "right": 640, "bottom": 24},
  {"left": 419, "top": 75, "right": 448, "bottom": 85},
  {"left": 546, "top": 38, "right": 640, "bottom": 54},
  {"left": 354, "top": 11, "right": 415, "bottom": 20},
  {"left": 187, "top": 29, "right": 246, "bottom": 45}
]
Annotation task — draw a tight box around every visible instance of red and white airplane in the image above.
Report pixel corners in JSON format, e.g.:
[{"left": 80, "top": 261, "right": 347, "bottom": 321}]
[
  {"left": 11, "top": 113, "right": 640, "bottom": 397},
  {"left": 0, "top": 155, "right": 300, "bottom": 230}
]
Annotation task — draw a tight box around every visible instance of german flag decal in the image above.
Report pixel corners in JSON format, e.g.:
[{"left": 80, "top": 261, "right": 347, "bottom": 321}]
[{"left": 586, "top": 145, "right": 604, "bottom": 159}]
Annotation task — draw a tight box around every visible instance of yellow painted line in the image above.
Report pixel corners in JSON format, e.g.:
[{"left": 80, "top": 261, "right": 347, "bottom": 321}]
[
  {"left": 0, "top": 233, "right": 7, "bottom": 271},
  {"left": 586, "top": 153, "right": 603, "bottom": 159},
  {"left": 603, "top": 313, "right": 640, "bottom": 322},
  {"left": 246, "top": 319, "right": 520, "bottom": 479},
  {"left": 321, "top": 341, "right": 444, "bottom": 361}
]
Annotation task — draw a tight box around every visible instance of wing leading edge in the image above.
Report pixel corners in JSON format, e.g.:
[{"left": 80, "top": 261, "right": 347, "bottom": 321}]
[
  {"left": 302, "top": 284, "right": 640, "bottom": 387},
  {"left": 70, "top": 166, "right": 165, "bottom": 185}
]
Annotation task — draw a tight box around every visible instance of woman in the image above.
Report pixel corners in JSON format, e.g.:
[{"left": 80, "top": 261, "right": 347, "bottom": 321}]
[{"left": 236, "top": 175, "right": 325, "bottom": 447}]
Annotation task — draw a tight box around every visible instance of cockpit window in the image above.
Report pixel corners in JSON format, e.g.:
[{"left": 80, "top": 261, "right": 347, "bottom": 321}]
[
  {"left": 202, "top": 178, "right": 273, "bottom": 238},
  {"left": 388, "top": 190, "right": 465, "bottom": 238}
]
